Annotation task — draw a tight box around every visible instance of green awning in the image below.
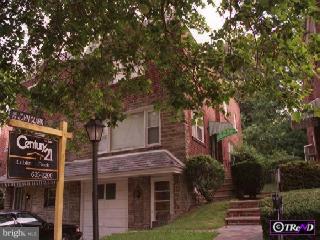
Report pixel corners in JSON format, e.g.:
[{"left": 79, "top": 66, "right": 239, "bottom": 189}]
[
  {"left": 209, "top": 121, "right": 237, "bottom": 141},
  {"left": 217, "top": 128, "right": 237, "bottom": 141}
]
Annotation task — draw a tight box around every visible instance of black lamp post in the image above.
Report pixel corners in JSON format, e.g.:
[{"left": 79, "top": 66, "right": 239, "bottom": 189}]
[{"left": 85, "top": 119, "right": 105, "bottom": 240}]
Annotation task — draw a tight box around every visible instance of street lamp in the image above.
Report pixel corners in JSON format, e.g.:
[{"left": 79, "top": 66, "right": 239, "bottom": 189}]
[{"left": 85, "top": 119, "right": 105, "bottom": 240}]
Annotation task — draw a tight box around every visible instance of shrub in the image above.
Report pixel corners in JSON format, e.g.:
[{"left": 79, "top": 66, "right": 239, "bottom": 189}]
[
  {"left": 260, "top": 188, "right": 320, "bottom": 239},
  {"left": 262, "top": 150, "right": 302, "bottom": 184},
  {"left": 280, "top": 161, "right": 320, "bottom": 191},
  {"left": 185, "top": 155, "right": 225, "bottom": 202},
  {"left": 231, "top": 161, "right": 264, "bottom": 198},
  {"left": 231, "top": 144, "right": 265, "bottom": 164}
]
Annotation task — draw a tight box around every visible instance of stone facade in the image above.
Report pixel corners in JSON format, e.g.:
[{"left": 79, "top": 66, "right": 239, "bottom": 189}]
[
  {"left": 128, "top": 176, "right": 151, "bottom": 229},
  {"left": 173, "top": 174, "right": 194, "bottom": 218},
  {"left": 3, "top": 182, "right": 80, "bottom": 225}
]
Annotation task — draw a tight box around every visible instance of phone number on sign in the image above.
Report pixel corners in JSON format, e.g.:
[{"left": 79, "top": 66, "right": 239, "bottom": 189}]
[{"left": 30, "top": 171, "right": 55, "bottom": 179}]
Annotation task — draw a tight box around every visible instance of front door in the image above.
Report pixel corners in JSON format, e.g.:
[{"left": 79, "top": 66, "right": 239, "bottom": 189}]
[{"left": 151, "top": 176, "right": 173, "bottom": 227}]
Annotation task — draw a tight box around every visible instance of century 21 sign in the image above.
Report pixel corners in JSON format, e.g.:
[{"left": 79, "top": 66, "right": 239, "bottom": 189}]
[{"left": 8, "top": 132, "right": 58, "bottom": 180}]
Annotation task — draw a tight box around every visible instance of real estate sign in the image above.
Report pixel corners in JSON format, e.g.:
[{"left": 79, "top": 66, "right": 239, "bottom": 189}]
[{"left": 7, "top": 132, "right": 58, "bottom": 180}]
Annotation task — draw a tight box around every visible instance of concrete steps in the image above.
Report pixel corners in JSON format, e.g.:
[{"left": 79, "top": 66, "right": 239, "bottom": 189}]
[{"left": 225, "top": 200, "right": 261, "bottom": 225}]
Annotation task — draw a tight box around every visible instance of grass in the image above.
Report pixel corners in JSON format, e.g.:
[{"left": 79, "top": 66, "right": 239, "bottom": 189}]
[
  {"left": 105, "top": 231, "right": 217, "bottom": 240},
  {"left": 104, "top": 200, "right": 229, "bottom": 240}
]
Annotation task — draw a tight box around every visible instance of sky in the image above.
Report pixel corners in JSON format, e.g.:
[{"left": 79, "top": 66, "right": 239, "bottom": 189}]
[{"left": 190, "top": 0, "right": 225, "bottom": 43}]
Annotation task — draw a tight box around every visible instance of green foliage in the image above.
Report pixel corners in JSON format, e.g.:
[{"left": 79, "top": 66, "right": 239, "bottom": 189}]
[
  {"left": 185, "top": 155, "right": 224, "bottom": 202},
  {"left": 279, "top": 161, "right": 320, "bottom": 191},
  {"left": 262, "top": 150, "right": 302, "bottom": 184},
  {"left": 0, "top": 0, "right": 318, "bottom": 131},
  {"left": 231, "top": 144, "right": 265, "bottom": 164},
  {"left": 240, "top": 92, "right": 308, "bottom": 158},
  {"left": 260, "top": 188, "right": 320, "bottom": 239},
  {"left": 231, "top": 160, "right": 265, "bottom": 198}
]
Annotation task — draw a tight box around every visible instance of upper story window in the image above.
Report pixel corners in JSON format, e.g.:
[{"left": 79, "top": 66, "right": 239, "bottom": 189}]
[
  {"left": 99, "top": 108, "right": 160, "bottom": 152},
  {"left": 191, "top": 112, "right": 204, "bottom": 143}
]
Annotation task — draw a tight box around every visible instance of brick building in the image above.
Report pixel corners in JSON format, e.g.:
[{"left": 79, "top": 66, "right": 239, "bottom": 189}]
[
  {"left": 0, "top": 65, "right": 242, "bottom": 239},
  {"left": 292, "top": 16, "right": 320, "bottom": 161}
]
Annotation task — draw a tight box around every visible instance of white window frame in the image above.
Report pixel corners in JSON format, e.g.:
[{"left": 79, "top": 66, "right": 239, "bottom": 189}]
[
  {"left": 99, "top": 106, "right": 161, "bottom": 154},
  {"left": 150, "top": 175, "right": 174, "bottom": 227},
  {"left": 191, "top": 111, "right": 204, "bottom": 143}
]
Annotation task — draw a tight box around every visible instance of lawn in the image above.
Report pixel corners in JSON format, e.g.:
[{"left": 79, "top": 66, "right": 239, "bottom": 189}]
[{"left": 103, "top": 200, "right": 229, "bottom": 240}]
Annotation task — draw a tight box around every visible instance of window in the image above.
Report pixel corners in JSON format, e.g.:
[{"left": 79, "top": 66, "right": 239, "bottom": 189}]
[
  {"left": 99, "top": 108, "right": 160, "bottom": 152},
  {"left": 111, "top": 112, "right": 145, "bottom": 150},
  {"left": 97, "top": 183, "right": 116, "bottom": 200},
  {"left": 147, "top": 111, "right": 160, "bottom": 144},
  {"left": 106, "top": 183, "right": 116, "bottom": 200},
  {"left": 44, "top": 188, "right": 55, "bottom": 207},
  {"left": 98, "top": 184, "right": 105, "bottom": 200},
  {"left": 191, "top": 112, "right": 204, "bottom": 143}
]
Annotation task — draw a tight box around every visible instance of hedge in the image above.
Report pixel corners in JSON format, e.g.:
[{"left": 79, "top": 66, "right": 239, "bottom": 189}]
[
  {"left": 279, "top": 161, "right": 320, "bottom": 191},
  {"left": 260, "top": 188, "right": 320, "bottom": 240},
  {"left": 231, "top": 160, "right": 264, "bottom": 198}
]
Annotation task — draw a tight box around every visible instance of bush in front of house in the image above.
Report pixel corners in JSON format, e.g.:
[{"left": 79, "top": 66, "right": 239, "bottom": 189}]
[
  {"left": 279, "top": 161, "right": 320, "bottom": 191},
  {"left": 231, "top": 160, "right": 264, "bottom": 198},
  {"left": 185, "top": 155, "right": 225, "bottom": 202},
  {"left": 231, "top": 143, "right": 265, "bottom": 164},
  {"left": 262, "top": 150, "right": 302, "bottom": 184},
  {"left": 260, "top": 188, "right": 320, "bottom": 239}
]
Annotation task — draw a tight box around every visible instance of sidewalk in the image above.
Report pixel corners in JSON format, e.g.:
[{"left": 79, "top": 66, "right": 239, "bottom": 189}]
[{"left": 215, "top": 225, "right": 263, "bottom": 240}]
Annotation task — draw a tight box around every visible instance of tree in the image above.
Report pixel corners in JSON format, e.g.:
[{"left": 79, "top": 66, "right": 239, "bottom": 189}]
[
  {"left": 0, "top": 0, "right": 319, "bottom": 129},
  {"left": 240, "top": 91, "right": 307, "bottom": 158}
]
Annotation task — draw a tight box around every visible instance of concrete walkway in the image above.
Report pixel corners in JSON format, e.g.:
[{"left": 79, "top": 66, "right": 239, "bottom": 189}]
[{"left": 215, "top": 225, "right": 263, "bottom": 240}]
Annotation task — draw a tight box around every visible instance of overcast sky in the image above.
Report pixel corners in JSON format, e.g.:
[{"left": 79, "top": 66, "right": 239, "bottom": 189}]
[{"left": 190, "top": 0, "right": 225, "bottom": 43}]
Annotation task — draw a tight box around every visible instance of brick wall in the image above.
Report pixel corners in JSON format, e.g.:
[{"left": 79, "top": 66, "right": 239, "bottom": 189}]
[
  {"left": 4, "top": 182, "right": 81, "bottom": 225},
  {"left": 185, "top": 107, "right": 218, "bottom": 157},
  {"left": 185, "top": 99, "right": 242, "bottom": 174},
  {"left": 173, "top": 174, "right": 195, "bottom": 218},
  {"left": 128, "top": 176, "right": 151, "bottom": 229}
]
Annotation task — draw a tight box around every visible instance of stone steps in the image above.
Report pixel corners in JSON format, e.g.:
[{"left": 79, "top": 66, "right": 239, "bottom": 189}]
[
  {"left": 227, "top": 208, "right": 260, "bottom": 217},
  {"left": 230, "top": 200, "right": 260, "bottom": 209},
  {"left": 226, "top": 200, "right": 261, "bottom": 225},
  {"left": 225, "top": 216, "right": 261, "bottom": 225}
]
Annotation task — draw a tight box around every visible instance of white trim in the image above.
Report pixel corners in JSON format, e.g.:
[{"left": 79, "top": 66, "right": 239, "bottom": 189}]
[
  {"left": 65, "top": 167, "right": 183, "bottom": 182},
  {"left": 150, "top": 175, "right": 174, "bottom": 227}
]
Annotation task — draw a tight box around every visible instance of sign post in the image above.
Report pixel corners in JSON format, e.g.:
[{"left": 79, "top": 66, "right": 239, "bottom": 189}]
[{"left": 8, "top": 118, "right": 72, "bottom": 240}]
